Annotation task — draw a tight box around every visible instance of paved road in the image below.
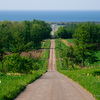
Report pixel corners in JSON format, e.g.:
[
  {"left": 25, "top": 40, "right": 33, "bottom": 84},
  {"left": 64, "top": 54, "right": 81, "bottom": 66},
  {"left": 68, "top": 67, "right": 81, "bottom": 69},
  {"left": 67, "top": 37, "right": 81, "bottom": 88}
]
[{"left": 15, "top": 34, "right": 95, "bottom": 100}]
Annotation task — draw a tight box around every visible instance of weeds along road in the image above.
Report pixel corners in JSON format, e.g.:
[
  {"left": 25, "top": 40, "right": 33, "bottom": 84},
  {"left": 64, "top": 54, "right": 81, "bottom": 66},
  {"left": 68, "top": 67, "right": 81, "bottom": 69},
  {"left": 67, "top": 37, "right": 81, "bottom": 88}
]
[{"left": 15, "top": 33, "right": 95, "bottom": 100}]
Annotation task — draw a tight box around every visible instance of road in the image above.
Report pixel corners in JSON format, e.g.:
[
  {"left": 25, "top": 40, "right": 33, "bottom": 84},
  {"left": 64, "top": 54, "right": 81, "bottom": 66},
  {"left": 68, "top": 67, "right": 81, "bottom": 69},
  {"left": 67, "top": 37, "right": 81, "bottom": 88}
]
[{"left": 15, "top": 33, "right": 95, "bottom": 100}]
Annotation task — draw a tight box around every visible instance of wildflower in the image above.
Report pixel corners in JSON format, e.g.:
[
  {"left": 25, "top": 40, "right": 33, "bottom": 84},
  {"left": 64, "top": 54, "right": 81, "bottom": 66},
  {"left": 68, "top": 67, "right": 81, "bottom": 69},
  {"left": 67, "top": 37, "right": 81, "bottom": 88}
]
[{"left": 0, "top": 81, "right": 1, "bottom": 83}]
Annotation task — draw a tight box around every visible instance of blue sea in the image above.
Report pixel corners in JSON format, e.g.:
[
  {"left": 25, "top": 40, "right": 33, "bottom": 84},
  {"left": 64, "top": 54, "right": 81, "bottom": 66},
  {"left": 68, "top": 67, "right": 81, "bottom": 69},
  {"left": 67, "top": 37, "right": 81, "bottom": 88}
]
[{"left": 0, "top": 10, "right": 100, "bottom": 22}]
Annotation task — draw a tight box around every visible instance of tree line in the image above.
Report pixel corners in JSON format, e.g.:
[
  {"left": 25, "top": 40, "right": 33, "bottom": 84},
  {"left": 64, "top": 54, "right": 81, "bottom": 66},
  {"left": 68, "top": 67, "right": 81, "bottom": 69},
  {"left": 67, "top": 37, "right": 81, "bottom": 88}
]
[
  {"left": 0, "top": 20, "right": 52, "bottom": 62},
  {"left": 56, "top": 22, "right": 100, "bottom": 68},
  {"left": 56, "top": 23, "right": 78, "bottom": 38}
]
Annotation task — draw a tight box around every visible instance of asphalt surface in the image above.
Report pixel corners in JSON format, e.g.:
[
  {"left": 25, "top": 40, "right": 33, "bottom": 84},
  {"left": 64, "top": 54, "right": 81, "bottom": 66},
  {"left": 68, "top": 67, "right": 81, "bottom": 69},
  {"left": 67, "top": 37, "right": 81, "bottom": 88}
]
[{"left": 15, "top": 34, "right": 95, "bottom": 100}]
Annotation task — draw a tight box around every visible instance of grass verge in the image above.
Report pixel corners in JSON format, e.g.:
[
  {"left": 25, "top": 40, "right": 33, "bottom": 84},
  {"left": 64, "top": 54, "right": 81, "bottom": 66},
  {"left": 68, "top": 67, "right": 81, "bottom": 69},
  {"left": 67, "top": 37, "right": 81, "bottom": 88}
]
[
  {"left": 41, "top": 39, "right": 50, "bottom": 59},
  {"left": 0, "top": 71, "right": 45, "bottom": 100},
  {"left": 58, "top": 68, "right": 100, "bottom": 100}
]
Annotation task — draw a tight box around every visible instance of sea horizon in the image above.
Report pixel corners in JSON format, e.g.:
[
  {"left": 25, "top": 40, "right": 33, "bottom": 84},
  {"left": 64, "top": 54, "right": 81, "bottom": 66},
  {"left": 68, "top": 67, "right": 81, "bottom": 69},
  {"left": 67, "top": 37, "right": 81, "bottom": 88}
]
[{"left": 0, "top": 10, "right": 100, "bottom": 22}]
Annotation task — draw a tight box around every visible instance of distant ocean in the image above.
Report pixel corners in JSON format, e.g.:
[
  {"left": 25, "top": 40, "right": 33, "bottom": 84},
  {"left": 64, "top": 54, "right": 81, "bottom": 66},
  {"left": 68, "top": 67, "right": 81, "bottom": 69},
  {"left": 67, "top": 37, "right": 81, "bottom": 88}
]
[{"left": 0, "top": 10, "right": 100, "bottom": 22}]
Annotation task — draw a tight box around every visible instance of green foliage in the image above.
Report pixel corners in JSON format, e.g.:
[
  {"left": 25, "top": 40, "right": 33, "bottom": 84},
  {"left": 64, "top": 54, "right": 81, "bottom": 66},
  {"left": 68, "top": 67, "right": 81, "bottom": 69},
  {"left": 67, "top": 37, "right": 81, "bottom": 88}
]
[
  {"left": 56, "top": 60, "right": 62, "bottom": 71},
  {"left": 61, "top": 46, "right": 77, "bottom": 69},
  {"left": 0, "top": 23, "right": 9, "bottom": 62},
  {"left": 64, "top": 23, "right": 78, "bottom": 38},
  {"left": 56, "top": 27, "right": 67, "bottom": 38},
  {"left": 0, "top": 20, "right": 51, "bottom": 57},
  {"left": 32, "top": 63, "right": 40, "bottom": 70},
  {"left": 73, "top": 23, "right": 98, "bottom": 67},
  {"left": 55, "top": 39, "right": 74, "bottom": 69},
  {"left": 30, "top": 24, "right": 42, "bottom": 48},
  {"left": 56, "top": 23, "right": 78, "bottom": 39},
  {"left": 2, "top": 54, "right": 33, "bottom": 73},
  {"left": 10, "top": 32, "right": 27, "bottom": 53}
]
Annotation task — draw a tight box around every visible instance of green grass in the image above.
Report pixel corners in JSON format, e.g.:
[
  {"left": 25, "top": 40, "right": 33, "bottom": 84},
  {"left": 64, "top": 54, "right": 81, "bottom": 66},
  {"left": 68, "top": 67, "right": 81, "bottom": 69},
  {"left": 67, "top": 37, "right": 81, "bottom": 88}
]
[
  {"left": 58, "top": 68, "right": 100, "bottom": 100},
  {"left": 0, "top": 71, "right": 46, "bottom": 100},
  {"left": 0, "top": 39, "right": 50, "bottom": 100},
  {"left": 41, "top": 39, "right": 50, "bottom": 49},
  {"left": 56, "top": 56, "right": 100, "bottom": 100},
  {"left": 41, "top": 39, "right": 50, "bottom": 59},
  {"left": 55, "top": 39, "right": 60, "bottom": 58},
  {"left": 55, "top": 38, "right": 100, "bottom": 100},
  {"left": 66, "top": 39, "right": 74, "bottom": 43},
  {"left": 55, "top": 39, "right": 67, "bottom": 58}
]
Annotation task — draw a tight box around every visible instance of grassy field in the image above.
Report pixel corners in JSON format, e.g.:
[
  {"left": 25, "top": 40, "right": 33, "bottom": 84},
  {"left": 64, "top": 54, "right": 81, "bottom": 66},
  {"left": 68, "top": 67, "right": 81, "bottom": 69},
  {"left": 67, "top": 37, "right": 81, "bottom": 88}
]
[
  {"left": 0, "top": 39, "right": 50, "bottom": 100},
  {"left": 55, "top": 39, "right": 100, "bottom": 100}
]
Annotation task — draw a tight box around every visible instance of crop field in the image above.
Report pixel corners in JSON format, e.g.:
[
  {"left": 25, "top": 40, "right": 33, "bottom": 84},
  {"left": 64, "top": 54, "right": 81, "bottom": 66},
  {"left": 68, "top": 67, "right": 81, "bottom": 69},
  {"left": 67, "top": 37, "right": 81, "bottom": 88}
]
[
  {"left": 20, "top": 49, "right": 45, "bottom": 58},
  {"left": 4, "top": 41, "right": 47, "bottom": 59}
]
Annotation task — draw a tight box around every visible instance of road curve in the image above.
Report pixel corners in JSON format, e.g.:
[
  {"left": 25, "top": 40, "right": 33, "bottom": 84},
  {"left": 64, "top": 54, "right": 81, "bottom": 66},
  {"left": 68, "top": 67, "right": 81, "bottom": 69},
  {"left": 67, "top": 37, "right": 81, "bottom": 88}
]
[{"left": 15, "top": 33, "right": 95, "bottom": 100}]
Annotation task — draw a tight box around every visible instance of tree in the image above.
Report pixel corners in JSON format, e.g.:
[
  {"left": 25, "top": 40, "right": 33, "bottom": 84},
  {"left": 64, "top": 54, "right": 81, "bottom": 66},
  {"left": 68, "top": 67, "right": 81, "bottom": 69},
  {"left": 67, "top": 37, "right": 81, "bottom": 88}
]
[
  {"left": 0, "top": 23, "right": 10, "bottom": 61},
  {"left": 73, "top": 24, "right": 97, "bottom": 67},
  {"left": 9, "top": 23, "right": 32, "bottom": 54},
  {"left": 56, "top": 27, "right": 67, "bottom": 38},
  {"left": 30, "top": 24, "right": 42, "bottom": 48},
  {"left": 64, "top": 23, "right": 78, "bottom": 38},
  {"left": 23, "top": 20, "right": 31, "bottom": 44},
  {"left": 0, "top": 24, "right": 8, "bottom": 71},
  {"left": 61, "top": 46, "right": 76, "bottom": 69}
]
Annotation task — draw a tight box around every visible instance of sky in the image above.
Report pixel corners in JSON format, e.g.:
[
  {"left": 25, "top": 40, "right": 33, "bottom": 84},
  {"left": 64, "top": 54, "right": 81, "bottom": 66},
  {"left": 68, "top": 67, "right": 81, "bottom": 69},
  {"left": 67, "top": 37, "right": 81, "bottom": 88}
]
[{"left": 0, "top": 0, "right": 100, "bottom": 10}]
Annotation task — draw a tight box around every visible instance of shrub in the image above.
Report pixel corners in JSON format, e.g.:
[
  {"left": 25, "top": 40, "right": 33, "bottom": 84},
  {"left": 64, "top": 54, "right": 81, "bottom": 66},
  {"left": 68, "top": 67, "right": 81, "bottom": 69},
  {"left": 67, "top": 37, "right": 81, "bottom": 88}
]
[
  {"left": 2, "top": 54, "right": 33, "bottom": 73},
  {"left": 32, "top": 63, "right": 40, "bottom": 70}
]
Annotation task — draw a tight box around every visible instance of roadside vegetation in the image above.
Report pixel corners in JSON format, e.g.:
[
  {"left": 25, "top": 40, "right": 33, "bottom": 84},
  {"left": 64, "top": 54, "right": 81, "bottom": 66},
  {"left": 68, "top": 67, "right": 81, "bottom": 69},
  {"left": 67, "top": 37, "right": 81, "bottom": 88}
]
[
  {"left": 0, "top": 20, "right": 51, "bottom": 100},
  {"left": 55, "top": 39, "right": 100, "bottom": 100},
  {"left": 0, "top": 39, "right": 50, "bottom": 100},
  {"left": 55, "top": 22, "right": 100, "bottom": 100}
]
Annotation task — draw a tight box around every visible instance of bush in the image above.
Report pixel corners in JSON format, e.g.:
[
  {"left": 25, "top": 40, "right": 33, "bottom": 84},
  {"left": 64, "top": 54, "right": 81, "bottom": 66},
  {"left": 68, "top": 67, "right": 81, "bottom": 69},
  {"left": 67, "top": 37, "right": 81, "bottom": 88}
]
[
  {"left": 2, "top": 54, "right": 33, "bottom": 73},
  {"left": 32, "top": 63, "right": 40, "bottom": 70}
]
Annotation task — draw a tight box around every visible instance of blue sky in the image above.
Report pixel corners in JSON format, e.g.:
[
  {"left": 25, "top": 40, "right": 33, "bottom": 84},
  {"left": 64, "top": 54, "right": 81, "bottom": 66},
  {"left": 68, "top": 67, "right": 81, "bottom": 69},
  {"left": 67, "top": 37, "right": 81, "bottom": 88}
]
[{"left": 0, "top": 0, "right": 100, "bottom": 10}]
